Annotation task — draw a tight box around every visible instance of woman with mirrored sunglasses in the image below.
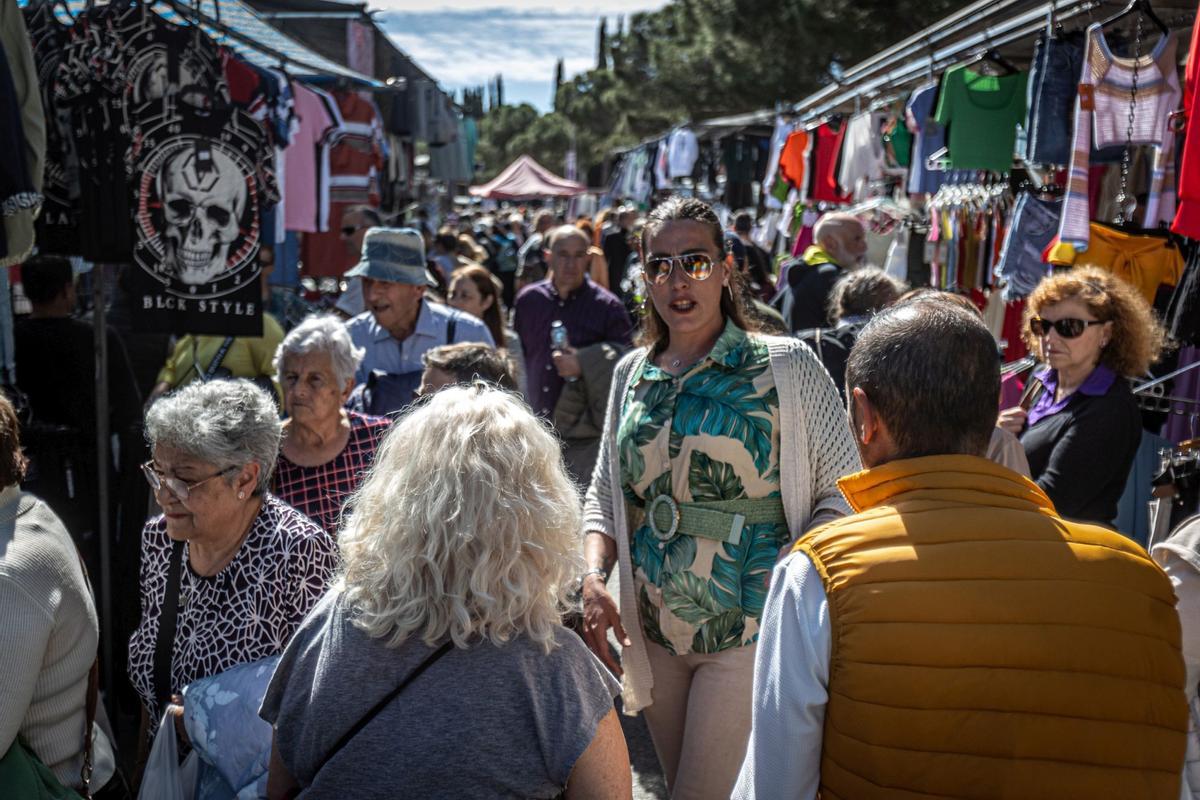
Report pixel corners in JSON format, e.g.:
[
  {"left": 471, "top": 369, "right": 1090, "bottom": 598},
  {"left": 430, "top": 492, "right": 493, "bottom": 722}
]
[
  {"left": 580, "top": 196, "right": 860, "bottom": 799},
  {"left": 998, "top": 266, "right": 1165, "bottom": 525},
  {"left": 128, "top": 380, "right": 337, "bottom": 785}
]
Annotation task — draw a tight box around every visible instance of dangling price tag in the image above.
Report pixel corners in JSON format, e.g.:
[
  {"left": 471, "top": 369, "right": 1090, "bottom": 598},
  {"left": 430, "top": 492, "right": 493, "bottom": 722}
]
[{"left": 1078, "top": 84, "right": 1096, "bottom": 111}]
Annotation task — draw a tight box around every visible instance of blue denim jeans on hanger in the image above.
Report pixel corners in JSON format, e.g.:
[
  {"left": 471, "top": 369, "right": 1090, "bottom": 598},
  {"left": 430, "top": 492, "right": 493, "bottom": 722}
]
[
  {"left": 1025, "top": 32, "right": 1084, "bottom": 166},
  {"left": 995, "top": 193, "right": 1061, "bottom": 300}
]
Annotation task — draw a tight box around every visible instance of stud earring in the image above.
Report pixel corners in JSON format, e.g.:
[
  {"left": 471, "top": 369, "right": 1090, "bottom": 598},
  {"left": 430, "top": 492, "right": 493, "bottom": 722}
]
[{"left": 238, "top": 491, "right": 246, "bottom": 500}]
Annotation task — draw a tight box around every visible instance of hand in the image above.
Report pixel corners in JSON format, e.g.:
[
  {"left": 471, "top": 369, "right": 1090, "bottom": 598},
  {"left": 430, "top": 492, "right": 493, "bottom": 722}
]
[
  {"left": 581, "top": 575, "right": 629, "bottom": 677},
  {"left": 552, "top": 347, "right": 582, "bottom": 379},
  {"left": 167, "top": 694, "right": 190, "bottom": 747},
  {"left": 997, "top": 407, "right": 1027, "bottom": 435}
]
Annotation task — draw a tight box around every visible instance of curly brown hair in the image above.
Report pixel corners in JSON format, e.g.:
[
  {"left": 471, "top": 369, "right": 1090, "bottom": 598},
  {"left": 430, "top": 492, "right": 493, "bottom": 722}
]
[
  {"left": 0, "top": 392, "right": 27, "bottom": 486},
  {"left": 1021, "top": 265, "right": 1166, "bottom": 378}
]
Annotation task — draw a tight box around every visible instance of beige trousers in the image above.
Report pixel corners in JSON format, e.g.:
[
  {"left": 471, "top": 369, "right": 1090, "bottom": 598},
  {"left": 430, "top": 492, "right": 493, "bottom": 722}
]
[{"left": 640, "top": 640, "right": 757, "bottom": 800}]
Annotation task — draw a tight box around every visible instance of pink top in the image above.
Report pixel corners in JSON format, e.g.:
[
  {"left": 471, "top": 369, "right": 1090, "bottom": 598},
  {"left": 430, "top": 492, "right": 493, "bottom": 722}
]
[{"left": 284, "top": 83, "right": 338, "bottom": 233}]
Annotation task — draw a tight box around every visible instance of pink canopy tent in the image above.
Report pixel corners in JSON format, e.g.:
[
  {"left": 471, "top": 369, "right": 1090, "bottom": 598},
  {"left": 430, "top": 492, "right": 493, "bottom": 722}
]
[{"left": 469, "top": 155, "right": 586, "bottom": 199}]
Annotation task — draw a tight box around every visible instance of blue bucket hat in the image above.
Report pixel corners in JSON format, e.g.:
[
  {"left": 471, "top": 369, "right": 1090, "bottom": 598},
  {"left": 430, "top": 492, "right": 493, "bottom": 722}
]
[{"left": 344, "top": 227, "right": 437, "bottom": 286}]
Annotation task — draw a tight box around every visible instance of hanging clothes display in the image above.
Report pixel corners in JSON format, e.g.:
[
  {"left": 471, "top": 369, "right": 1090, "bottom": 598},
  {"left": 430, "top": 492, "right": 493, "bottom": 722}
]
[
  {"left": 995, "top": 193, "right": 1061, "bottom": 300},
  {"left": 29, "top": 1, "right": 287, "bottom": 336},
  {"left": 809, "top": 120, "right": 852, "bottom": 203},
  {"left": 23, "top": 1, "right": 73, "bottom": 254},
  {"left": 1051, "top": 25, "right": 1181, "bottom": 256},
  {"left": 127, "top": 97, "right": 278, "bottom": 334},
  {"left": 1025, "top": 30, "right": 1087, "bottom": 166},
  {"left": 0, "top": 0, "right": 43, "bottom": 269},
  {"left": 284, "top": 82, "right": 338, "bottom": 234},
  {"left": 906, "top": 82, "right": 947, "bottom": 195},
  {"left": 837, "top": 111, "right": 886, "bottom": 198},
  {"left": 934, "top": 64, "right": 1028, "bottom": 172},
  {"left": 667, "top": 126, "right": 699, "bottom": 180}
]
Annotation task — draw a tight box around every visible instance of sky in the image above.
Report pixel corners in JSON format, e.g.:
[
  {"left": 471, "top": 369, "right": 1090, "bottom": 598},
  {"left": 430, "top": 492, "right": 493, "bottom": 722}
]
[{"left": 373, "top": 0, "right": 670, "bottom": 113}]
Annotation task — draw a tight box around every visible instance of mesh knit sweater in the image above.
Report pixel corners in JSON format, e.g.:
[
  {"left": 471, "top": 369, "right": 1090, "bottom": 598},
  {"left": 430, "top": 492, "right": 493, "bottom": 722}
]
[
  {"left": 1051, "top": 24, "right": 1181, "bottom": 257},
  {"left": 0, "top": 487, "right": 99, "bottom": 787},
  {"left": 583, "top": 335, "right": 859, "bottom": 713}
]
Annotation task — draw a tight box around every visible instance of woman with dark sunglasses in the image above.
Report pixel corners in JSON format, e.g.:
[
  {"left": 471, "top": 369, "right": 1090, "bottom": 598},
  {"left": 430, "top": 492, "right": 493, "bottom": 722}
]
[
  {"left": 580, "top": 197, "right": 859, "bottom": 799},
  {"left": 998, "top": 266, "right": 1166, "bottom": 525}
]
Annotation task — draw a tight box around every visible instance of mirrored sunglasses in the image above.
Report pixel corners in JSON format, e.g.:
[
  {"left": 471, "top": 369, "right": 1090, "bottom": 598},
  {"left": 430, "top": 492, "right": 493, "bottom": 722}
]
[{"left": 643, "top": 253, "right": 715, "bottom": 286}]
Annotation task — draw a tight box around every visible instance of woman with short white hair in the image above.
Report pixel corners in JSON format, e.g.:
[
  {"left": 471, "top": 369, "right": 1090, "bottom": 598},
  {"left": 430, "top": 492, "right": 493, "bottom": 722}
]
[
  {"left": 261, "top": 385, "right": 632, "bottom": 799},
  {"left": 272, "top": 314, "right": 391, "bottom": 537},
  {"left": 129, "top": 379, "right": 337, "bottom": 759}
]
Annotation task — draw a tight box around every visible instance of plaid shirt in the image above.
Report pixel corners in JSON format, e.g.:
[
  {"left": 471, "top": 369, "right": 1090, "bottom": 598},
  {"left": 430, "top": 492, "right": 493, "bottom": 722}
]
[{"left": 274, "top": 412, "right": 391, "bottom": 537}]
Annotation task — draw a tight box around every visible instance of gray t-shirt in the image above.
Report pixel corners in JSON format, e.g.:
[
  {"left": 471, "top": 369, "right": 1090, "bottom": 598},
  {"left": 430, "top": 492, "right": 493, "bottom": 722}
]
[{"left": 260, "top": 589, "right": 620, "bottom": 798}]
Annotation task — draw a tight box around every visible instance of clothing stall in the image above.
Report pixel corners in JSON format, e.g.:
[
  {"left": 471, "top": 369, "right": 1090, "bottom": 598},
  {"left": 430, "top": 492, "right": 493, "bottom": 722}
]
[
  {"left": 9, "top": 0, "right": 390, "bottom": 697},
  {"left": 604, "top": 0, "right": 1200, "bottom": 541}
]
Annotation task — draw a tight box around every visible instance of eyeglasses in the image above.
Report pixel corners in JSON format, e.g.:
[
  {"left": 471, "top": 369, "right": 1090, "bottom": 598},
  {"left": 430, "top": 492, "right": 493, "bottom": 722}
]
[
  {"left": 643, "top": 253, "right": 715, "bottom": 286},
  {"left": 141, "top": 461, "right": 237, "bottom": 501},
  {"left": 1029, "top": 316, "right": 1106, "bottom": 339}
]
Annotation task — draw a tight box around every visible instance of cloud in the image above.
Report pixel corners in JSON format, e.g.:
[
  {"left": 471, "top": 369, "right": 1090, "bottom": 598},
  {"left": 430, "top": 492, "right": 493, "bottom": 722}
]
[{"left": 375, "top": 4, "right": 667, "bottom": 109}]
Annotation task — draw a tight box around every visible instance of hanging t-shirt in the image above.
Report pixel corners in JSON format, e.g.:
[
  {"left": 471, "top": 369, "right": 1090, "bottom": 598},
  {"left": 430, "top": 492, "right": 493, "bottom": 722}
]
[
  {"left": 284, "top": 83, "right": 337, "bottom": 233},
  {"left": 809, "top": 121, "right": 851, "bottom": 203},
  {"left": 667, "top": 127, "right": 699, "bottom": 179},
  {"left": 778, "top": 128, "right": 810, "bottom": 193},
  {"left": 23, "top": 2, "right": 77, "bottom": 254},
  {"left": 934, "top": 66, "right": 1028, "bottom": 172},
  {"left": 837, "top": 112, "right": 885, "bottom": 197},
  {"left": 127, "top": 99, "right": 277, "bottom": 335},
  {"left": 906, "top": 82, "right": 947, "bottom": 195}
]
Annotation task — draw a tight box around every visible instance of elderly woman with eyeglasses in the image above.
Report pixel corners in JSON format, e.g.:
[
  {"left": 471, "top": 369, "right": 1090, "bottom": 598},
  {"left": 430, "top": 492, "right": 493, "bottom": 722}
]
[
  {"left": 580, "top": 196, "right": 859, "bottom": 799},
  {"left": 272, "top": 315, "right": 391, "bottom": 537},
  {"left": 998, "top": 266, "right": 1165, "bottom": 525},
  {"left": 128, "top": 379, "right": 337, "bottom": 764}
]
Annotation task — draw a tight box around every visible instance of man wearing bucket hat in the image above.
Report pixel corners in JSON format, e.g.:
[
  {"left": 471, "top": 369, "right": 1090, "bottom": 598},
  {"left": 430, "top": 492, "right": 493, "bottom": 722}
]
[{"left": 344, "top": 228, "right": 493, "bottom": 415}]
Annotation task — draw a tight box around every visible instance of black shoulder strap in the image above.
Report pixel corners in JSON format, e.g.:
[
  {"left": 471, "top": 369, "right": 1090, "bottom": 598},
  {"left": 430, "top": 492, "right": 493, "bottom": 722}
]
[
  {"left": 204, "top": 337, "right": 237, "bottom": 381},
  {"left": 314, "top": 641, "right": 453, "bottom": 774},
  {"left": 446, "top": 317, "right": 457, "bottom": 345},
  {"left": 153, "top": 540, "right": 186, "bottom": 714}
]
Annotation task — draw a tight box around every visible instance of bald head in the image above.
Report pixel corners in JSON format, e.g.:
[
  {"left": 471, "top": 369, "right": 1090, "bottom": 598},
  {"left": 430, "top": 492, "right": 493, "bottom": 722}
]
[
  {"left": 546, "top": 225, "right": 590, "bottom": 251},
  {"left": 814, "top": 212, "right": 867, "bottom": 268}
]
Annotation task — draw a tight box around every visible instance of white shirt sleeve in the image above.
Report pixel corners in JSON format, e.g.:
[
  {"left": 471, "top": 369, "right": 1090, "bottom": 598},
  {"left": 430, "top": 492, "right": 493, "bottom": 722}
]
[{"left": 732, "top": 551, "right": 831, "bottom": 800}]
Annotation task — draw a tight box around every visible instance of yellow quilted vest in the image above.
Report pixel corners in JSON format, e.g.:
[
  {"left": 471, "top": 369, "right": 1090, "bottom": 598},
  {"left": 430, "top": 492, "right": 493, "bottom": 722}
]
[{"left": 795, "top": 455, "right": 1187, "bottom": 800}]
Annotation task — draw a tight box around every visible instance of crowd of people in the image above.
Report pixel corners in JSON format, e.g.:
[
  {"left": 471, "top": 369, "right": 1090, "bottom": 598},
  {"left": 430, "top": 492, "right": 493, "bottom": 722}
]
[{"left": 1, "top": 193, "right": 1198, "bottom": 800}]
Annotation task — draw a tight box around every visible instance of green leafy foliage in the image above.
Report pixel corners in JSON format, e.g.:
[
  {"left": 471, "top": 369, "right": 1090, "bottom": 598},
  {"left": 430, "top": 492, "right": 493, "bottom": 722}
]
[{"left": 474, "top": 0, "right": 974, "bottom": 182}]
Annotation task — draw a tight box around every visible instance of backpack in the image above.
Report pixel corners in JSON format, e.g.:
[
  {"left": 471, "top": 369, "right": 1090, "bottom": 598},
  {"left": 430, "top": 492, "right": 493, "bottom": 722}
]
[{"left": 796, "top": 323, "right": 861, "bottom": 402}]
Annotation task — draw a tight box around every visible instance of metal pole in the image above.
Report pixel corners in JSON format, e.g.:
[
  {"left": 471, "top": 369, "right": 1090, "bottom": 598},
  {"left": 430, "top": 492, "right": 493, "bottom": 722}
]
[{"left": 92, "top": 265, "right": 112, "bottom": 697}]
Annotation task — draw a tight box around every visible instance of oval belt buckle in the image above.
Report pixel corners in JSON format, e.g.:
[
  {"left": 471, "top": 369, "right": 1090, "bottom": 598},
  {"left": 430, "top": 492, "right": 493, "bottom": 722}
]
[{"left": 648, "top": 495, "right": 681, "bottom": 541}]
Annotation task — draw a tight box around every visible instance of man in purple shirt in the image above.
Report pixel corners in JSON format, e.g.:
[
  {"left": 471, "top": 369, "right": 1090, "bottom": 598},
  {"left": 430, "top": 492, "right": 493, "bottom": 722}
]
[{"left": 514, "top": 226, "right": 633, "bottom": 479}]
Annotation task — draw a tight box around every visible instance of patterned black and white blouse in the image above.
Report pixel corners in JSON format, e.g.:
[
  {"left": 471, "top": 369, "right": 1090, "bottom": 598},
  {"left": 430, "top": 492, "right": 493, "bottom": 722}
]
[{"left": 128, "top": 494, "right": 337, "bottom": 729}]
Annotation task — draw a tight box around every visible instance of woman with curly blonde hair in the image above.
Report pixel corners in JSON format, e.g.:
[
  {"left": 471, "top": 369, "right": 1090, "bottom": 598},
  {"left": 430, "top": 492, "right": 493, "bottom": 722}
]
[
  {"left": 261, "top": 385, "right": 631, "bottom": 799},
  {"left": 998, "top": 266, "right": 1166, "bottom": 524}
]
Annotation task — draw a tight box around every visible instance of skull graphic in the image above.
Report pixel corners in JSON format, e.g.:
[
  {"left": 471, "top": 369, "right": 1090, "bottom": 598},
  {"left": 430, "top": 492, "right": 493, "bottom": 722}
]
[{"left": 159, "top": 145, "right": 247, "bottom": 286}]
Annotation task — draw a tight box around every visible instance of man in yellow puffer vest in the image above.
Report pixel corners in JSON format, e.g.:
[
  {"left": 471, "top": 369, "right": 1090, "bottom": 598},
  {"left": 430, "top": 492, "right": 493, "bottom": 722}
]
[{"left": 734, "top": 297, "right": 1187, "bottom": 800}]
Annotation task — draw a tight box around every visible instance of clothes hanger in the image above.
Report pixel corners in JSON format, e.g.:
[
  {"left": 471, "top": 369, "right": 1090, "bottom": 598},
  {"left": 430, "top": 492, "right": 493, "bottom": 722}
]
[
  {"left": 966, "top": 48, "right": 1019, "bottom": 76},
  {"left": 1099, "top": 0, "right": 1169, "bottom": 37}
]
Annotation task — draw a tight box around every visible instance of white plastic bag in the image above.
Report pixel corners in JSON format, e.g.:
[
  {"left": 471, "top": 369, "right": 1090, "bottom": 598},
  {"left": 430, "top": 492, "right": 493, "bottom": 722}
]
[{"left": 138, "top": 709, "right": 198, "bottom": 800}]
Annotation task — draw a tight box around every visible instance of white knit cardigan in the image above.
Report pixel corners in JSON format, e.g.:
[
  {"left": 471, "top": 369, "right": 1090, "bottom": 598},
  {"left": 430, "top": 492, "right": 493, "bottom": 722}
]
[{"left": 582, "top": 334, "right": 860, "bottom": 713}]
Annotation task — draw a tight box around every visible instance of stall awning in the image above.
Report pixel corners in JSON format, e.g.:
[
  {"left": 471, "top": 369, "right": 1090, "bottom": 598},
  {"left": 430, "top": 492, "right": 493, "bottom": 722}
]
[
  {"left": 39, "top": 0, "right": 380, "bottom": 86},
  {"left": 470, "top": 156, "right": 586, "bottom": 200}
]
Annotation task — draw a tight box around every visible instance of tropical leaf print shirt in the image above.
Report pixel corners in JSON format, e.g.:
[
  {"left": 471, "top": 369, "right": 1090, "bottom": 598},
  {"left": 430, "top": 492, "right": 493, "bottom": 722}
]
[{"left": 619, "top": 321, "right": 785, "bottom": 656}]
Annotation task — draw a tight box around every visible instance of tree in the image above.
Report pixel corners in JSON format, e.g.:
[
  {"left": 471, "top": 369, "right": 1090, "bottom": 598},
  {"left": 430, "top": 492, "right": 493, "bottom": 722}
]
[
  {"left": 476, "top": 0, "right": 976, "bottom": 183},
  {"left": 596, "top": 18, "right": 608, "bottom": 71},
  {"left": 553, "top": 59, "right": 564, "bottom": 110}
]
